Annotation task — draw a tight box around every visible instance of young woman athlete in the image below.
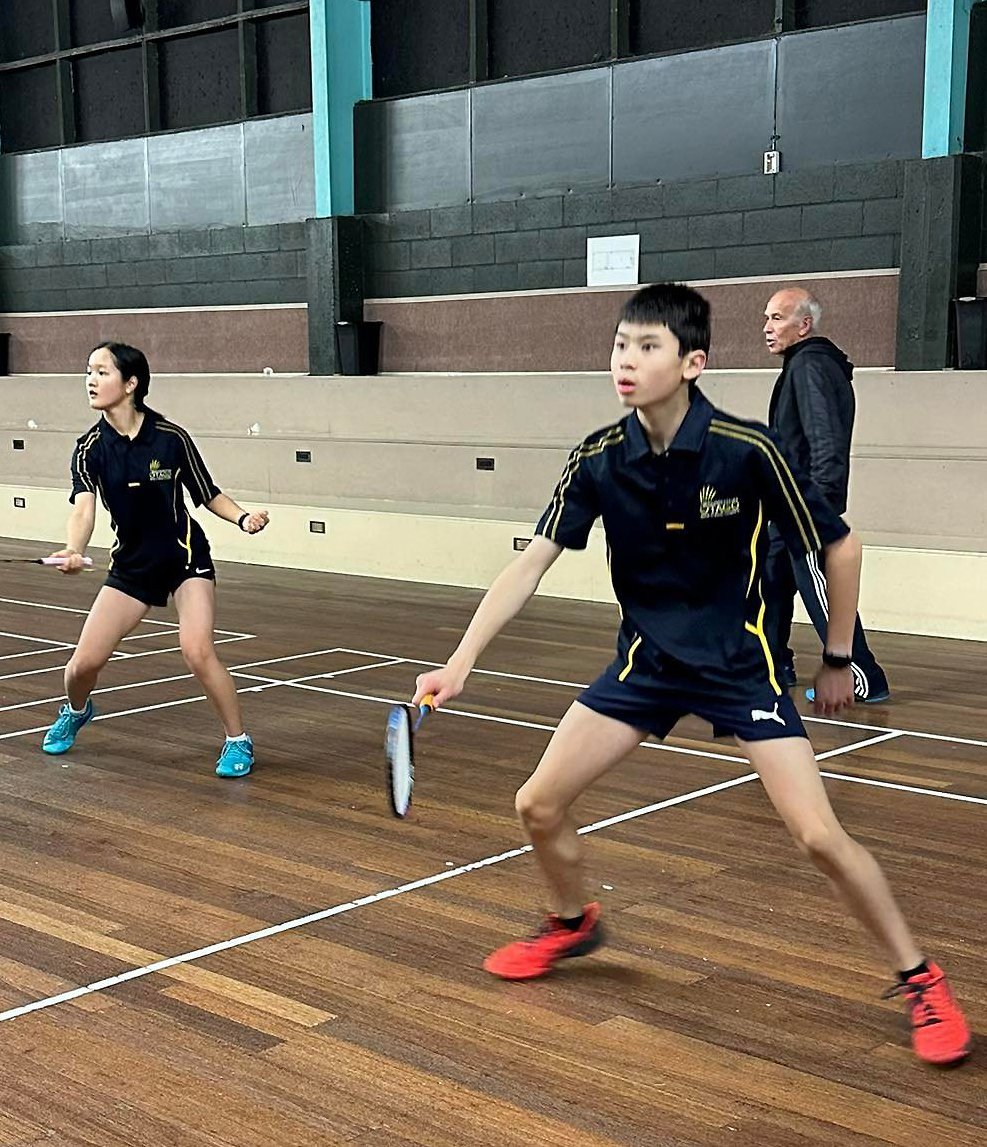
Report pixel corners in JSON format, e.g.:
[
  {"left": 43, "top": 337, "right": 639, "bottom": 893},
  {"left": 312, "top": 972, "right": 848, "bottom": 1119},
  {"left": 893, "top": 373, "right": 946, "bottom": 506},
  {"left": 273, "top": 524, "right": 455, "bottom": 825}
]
[{"left": 42, "top": 342, "right": 269, "bottom": 778}]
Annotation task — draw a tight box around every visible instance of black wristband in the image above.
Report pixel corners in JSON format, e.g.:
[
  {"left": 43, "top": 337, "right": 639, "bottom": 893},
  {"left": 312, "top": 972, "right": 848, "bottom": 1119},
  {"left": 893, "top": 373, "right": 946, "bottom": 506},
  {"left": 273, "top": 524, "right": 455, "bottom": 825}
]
[
  {"left": 822, "top": 650, "right": 852, "bottom": 669},
  {"left": 237, "top": 512, "right": 249, "bottom": 532}
]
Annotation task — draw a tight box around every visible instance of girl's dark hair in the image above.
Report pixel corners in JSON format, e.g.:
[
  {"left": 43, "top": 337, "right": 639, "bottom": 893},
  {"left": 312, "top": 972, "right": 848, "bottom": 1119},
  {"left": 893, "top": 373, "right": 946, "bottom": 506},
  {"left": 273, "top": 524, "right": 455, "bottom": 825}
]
[
  {"left": 617, "top": 283, "right": 711, "bottom": 355},
  {"left": 92, "top": 341, "right": 153, "bottom": 412}
]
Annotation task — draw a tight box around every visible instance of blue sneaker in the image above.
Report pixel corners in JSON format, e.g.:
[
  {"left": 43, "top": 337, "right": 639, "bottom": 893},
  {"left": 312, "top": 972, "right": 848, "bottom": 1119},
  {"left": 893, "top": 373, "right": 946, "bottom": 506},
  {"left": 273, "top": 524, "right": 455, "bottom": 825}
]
[
  {"left": 42, "top": 700, "right": 95, "bottom": 755},
  {"left": 216, "top": 735, "right": 254, "bottom": 778}
]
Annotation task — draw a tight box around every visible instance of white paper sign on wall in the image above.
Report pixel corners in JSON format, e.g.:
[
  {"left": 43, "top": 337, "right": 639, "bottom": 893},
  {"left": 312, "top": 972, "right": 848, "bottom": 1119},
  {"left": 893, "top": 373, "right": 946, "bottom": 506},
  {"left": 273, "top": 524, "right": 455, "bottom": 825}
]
[{"left": 586, "top": 234, "right": 640, "bottom": 287}]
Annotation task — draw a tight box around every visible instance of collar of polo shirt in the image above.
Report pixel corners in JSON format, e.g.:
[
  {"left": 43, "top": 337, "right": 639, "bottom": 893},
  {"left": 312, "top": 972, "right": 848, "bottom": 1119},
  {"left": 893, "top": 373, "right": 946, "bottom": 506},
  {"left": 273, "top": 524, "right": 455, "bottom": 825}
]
[{"left": 623, "top": 388, "right": 715, "bottom": 462}]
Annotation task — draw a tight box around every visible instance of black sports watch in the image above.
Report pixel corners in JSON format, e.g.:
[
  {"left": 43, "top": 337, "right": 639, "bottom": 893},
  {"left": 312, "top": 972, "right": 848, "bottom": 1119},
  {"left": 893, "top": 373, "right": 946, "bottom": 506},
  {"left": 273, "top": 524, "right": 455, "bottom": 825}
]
[{"left": 822, "top": 650, "right": 852, "bottom": 669}]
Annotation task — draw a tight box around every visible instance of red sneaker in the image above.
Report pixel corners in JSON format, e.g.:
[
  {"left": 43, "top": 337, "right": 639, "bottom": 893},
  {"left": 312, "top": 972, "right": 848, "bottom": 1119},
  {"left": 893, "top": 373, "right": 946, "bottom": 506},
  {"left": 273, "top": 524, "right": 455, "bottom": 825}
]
[
  {"left": 884, "top": 962, "right": 971, "bottom": 1065},
  {"left": 483, "top": 903, "right": 604, "bottom": 980}
]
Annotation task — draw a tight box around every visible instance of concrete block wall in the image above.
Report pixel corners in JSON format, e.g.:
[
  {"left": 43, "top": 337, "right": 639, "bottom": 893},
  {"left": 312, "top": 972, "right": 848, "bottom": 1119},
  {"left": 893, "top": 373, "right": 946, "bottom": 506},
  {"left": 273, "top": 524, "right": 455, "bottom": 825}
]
[
  {"left": 363, "top": 161, "right": 904, "bottom": 298},
  {"left": 0, "top": 223, "right": 308, "bottom": 313}
]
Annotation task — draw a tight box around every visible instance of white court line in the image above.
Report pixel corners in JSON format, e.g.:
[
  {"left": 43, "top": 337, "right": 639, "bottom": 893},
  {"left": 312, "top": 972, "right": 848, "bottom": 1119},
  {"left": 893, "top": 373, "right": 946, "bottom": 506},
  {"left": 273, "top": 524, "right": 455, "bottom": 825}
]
[
  {"left": 0, "top": 657, "right": 983, "bottom": 1022},
  {"left": 0, "top": 642, "right": 366, "bottom": 711},
  {"left": 0, "top": 686, "right": 281, "bottom": 740},
  {"left": 818, "top": 770, "right": 987, "bottom": 807},
  {"left": 245, "top": 677, "right": 987, "bottom": 805},
  {"left": 236, "top": 676, "right": 821, "bottom": 767},
  {"left": 0, "top": 630, "right": 75, "bottom": 648},
  {"left": 0, "top": 671, "right": 201, "bottom": 714},
  {"left": 336, "top": 646, "right": 589, "bottom": 689},
  {"left": 227, "top": 647, "right": 348, "bottom": 672},
  {"left": 0, "top": 771, "right": 757, "bottom": 1025},
  {"left": 118, "top": 631, "right": 187, "bottom": 645},
  {"left": 0, "top": 634, "right": 251, "bottom": 684},
  {"left": 0, "top": 647, "right": 372, "bottom": 715},
  {"left": 0, "top": 658, "right": 404, "bottom": 741},
  {"left": 0, "top": 596, "right": 252, "bottom": 640},
  {"left": 0, "top": 642, "right": 77, "bottom": 664},
  {"left": 335, "top": 646, "right": 987, "bottom": 751},
  {"left": 0, "top": 625, "right": 251, "bottom": 665},
  {"left": 814, "top": 731, "right": 903, "bottom": 760},
  {"left": 239, "top": 675, "right": 752, "bottom": 764},
  {"left": 6, "top": 645, "right": 981, "bottom": 795}
]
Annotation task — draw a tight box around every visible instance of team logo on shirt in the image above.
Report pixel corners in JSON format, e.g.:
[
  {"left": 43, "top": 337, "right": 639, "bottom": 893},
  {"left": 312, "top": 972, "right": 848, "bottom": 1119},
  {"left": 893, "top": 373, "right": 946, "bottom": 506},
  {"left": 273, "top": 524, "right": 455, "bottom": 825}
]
[
  {"left": 148, "top": 458, "right": 173, "bottom": 481},
  {"left": 699, "top": 485, "right": 740, "bottom": 519}
]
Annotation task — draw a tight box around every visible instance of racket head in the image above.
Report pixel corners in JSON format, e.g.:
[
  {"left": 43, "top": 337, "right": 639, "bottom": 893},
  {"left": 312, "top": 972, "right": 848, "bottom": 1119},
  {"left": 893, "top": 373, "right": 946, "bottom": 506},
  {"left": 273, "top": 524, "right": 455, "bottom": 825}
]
[{"left": 384, "top": 703, "right": 415, "bottom": 818}]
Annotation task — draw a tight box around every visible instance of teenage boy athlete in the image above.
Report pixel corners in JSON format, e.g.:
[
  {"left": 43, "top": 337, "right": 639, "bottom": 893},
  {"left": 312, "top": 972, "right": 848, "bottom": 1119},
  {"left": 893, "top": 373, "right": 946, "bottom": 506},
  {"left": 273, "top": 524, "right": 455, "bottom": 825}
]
[
  {"left": 43, "top": 342, "right": 269, "bottom": 778},
  {"left": 413, "top": 284, "right": 969, "bottom": 1065}
]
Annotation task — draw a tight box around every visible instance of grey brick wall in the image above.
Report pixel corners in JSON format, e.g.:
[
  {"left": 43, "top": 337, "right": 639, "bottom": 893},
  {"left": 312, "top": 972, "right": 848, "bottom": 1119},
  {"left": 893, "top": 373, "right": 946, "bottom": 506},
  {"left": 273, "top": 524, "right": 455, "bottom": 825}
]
[
  {"left": 364, "top": 161, "right": 904, "bottom": 298},
  {"left": 0, "top": 223, "right": 307, "bottom": 313}
]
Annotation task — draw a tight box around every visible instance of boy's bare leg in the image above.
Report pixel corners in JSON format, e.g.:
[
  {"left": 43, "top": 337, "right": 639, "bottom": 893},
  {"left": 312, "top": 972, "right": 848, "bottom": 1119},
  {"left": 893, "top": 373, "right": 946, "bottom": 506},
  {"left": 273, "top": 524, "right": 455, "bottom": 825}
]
[
  {"left": 740, "top": 735, "right": 923, "bottom": 972},
  {"left": 516, "top": 702, "right": 646, "bottom": 918}
]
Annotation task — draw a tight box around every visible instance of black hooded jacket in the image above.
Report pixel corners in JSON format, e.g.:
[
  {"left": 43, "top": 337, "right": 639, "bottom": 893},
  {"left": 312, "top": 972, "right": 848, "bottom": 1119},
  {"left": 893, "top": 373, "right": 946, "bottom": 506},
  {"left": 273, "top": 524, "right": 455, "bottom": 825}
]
[{"left": 767, "top": 336, "right": 855, "bottom": 515}]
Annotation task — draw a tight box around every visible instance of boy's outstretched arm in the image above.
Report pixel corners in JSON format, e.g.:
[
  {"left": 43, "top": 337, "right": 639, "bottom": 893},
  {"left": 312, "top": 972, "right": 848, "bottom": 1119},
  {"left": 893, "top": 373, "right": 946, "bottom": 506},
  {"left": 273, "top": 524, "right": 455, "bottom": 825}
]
[
  {"left": 413, "top": 536, "right": 564, "bottom": 707},
  {"left": 812, "top": 529, "right": 861, "bottom": 714}
]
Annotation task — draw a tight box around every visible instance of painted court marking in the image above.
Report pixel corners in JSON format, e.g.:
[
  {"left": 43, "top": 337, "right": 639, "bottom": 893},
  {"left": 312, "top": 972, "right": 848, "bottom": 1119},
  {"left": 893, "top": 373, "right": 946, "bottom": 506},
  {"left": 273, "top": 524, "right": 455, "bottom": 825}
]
[
  {"left": 0, "top": 771, "right": 757, "bottom": 1025},
  {"left": 0, "top": 639, "right": 984, "bottom": 1027},
  {"left": 0, "top": 635, "right": 253, "bottom": 685},
  {"left": 0, "top": 596, "right": 251, "bottom": 639},
  {"left": 335, "top": 646, "right": 987, "bottom": 749},
  {"left": 241, "top": 675, "right": 987, "bottom": 803},
  {"left": 0, "top": 656, "right": 399, "bottom": 741}
]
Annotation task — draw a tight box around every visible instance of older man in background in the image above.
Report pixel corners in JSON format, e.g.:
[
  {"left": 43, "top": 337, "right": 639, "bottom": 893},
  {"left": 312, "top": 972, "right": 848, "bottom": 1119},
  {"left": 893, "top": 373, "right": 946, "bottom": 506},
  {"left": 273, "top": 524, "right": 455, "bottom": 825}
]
[{"left": 762, "top": 287, "right": 890, "bottom": 702}]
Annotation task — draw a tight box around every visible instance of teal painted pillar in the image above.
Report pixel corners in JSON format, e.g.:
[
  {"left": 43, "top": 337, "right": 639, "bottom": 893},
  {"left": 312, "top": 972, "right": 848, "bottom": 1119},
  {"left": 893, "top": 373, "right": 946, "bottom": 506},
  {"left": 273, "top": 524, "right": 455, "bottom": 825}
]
[
  {"left": 922, "top": 0, "right": 984, "bottom": 157},
  {"left": 309, "top": 0, "right": 372, "bottom": 217}
]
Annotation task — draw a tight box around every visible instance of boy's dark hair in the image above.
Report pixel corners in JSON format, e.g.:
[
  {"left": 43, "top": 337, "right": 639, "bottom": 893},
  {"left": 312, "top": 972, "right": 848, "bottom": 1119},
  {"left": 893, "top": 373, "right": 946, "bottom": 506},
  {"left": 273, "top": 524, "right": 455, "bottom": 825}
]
[
  {"left": 92, "top": 341, "right": 153, "bottom": 412},
  {"left": 617, "top": 283, "right": 711, "bottom": 355}
]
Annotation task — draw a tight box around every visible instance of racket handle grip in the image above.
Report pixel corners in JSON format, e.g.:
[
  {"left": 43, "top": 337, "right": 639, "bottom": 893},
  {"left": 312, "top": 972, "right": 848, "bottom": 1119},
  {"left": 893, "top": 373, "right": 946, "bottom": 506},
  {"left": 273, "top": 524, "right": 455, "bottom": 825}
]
[
  {"left": 42, "top": 555, "right": 94, "bottom": 567},
  {"left": 413, "top": 693, "right": 434, "bottom": 732}
]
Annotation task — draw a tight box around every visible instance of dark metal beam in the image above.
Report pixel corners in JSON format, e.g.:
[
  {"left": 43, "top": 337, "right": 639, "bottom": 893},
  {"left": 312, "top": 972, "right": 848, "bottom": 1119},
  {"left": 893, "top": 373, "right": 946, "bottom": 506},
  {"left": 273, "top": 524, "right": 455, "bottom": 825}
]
[
  {"left": 53, "top": 0, "right": 75, "bottom": 145},
  {"left": 142, "top": 0, "right": 160, "bottom": 131},
  {"left": 240, "top": 18, "right": 258, "bottom": 119},
  {"left": 469, "top": 0, "right": 488, "bottom": 83},
  {"left": 0, "top": 2, "right": 308, "bottom": 72},
  {"left": 774, "top": 0, "right": 795, "bottom": 35},
  {"left": 610, "top": 0, "right": 630, "bottom": 59}
]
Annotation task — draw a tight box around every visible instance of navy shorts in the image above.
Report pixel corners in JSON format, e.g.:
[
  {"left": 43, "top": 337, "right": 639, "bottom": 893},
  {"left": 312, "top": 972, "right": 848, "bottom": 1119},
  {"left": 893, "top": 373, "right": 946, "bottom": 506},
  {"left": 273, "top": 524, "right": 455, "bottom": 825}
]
[
  {"left": 578, "top": 631, "right": 807, "bottom": 744},
  {"left": 105, "top": 546, "right": 216, "bottom": 608}
]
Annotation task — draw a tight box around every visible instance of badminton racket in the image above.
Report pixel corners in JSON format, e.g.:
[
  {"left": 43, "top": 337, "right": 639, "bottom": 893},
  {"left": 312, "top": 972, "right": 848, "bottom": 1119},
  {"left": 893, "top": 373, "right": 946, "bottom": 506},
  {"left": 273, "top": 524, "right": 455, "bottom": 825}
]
[
  {"left": 384, "top": 693, "right": 434, "bottom": 818},
  {"left": 0, "top": 556, "right": 94, "bottom": 567}
]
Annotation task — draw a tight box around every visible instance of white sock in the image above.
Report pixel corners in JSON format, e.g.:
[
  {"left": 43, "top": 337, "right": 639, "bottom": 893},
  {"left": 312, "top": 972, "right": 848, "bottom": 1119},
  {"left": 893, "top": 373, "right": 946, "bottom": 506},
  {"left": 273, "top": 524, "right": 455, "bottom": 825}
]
[
  {"left": 226, "top": 732, "right": 249, "bottom": 743},
  {"left": 69, "top": 702, "right": 89, "bottom": 716}
]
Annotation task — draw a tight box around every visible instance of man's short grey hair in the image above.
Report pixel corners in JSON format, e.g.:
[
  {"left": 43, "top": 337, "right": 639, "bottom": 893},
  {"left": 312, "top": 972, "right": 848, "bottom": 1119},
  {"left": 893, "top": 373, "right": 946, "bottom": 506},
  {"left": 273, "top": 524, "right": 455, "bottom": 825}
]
[{"left": 794, "top": 293, "right": 822, "bottom": 330}]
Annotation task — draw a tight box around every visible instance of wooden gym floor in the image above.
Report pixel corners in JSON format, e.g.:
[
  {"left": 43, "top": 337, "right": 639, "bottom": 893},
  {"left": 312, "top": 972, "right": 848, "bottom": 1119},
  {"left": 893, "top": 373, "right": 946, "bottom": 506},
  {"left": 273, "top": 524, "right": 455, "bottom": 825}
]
[{"left": 0, "top": 537, "right": 984, "bottom": 1146}]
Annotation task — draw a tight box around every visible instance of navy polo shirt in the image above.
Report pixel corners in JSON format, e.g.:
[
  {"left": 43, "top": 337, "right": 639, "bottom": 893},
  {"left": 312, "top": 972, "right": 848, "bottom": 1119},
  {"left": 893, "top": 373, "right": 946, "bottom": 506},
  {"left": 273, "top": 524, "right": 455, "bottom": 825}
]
[
  {"left": 535, "top": 388, "right": 849, "bottom": 695},
  {"left": 70, "top": 410, "right": 220, "bottom": 579}
]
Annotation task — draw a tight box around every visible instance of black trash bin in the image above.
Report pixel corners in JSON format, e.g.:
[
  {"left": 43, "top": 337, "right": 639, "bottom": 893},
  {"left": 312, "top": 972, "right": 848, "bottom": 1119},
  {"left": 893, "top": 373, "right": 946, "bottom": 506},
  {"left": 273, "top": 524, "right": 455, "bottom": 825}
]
[
  {"left": 0, "top": 333, "right": 9, "bottom": 376},
  {"left": 953, "top": 297, "right": 987, "bottom": 369},
  {"left": 336, "top": 320, "right": 382, "bottom": 375}
]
